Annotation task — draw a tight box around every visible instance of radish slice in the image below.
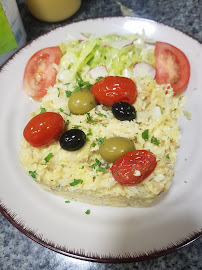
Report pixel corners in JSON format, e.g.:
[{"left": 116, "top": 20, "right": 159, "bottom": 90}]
[
  {"left": 133, "top": 62, "right": 156, "bottom": 79},
  {"left": 88, "top": 65, "right": 108, "bottom": 80}
]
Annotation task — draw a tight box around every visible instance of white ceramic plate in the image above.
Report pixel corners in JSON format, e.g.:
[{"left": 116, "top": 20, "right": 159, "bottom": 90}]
[{"left": 0, "top": 17, "right": 201, "bottom": 263}]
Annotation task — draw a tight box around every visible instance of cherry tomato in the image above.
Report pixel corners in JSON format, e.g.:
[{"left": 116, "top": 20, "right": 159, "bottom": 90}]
[
  {"left": 23, "top": 112, "right": 64, "bottom": 147},
  {"left": 92, "top": 76, "right": 137, "bottom": 106},
  {"left": 155, "top": 42, "right": 190, "bottom": 95},
  {"left": 111, "top": 150, "right": 157, "bottom": 186},
  {"left": 23, "top": 46, "right": 62, "bottom": 99}
]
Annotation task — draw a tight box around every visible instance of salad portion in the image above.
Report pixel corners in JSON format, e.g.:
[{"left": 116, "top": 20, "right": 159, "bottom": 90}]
[{"left": 20, "top": 33, "right": 190, "bottom": 207}]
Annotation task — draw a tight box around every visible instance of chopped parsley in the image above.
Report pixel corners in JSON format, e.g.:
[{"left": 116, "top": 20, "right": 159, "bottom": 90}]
[
  {"left": 166, "top": 153, "right": 170, "bottom": 159},
  {"left": 114, "top": 171, "right": 118, "bottom": 175},
  {"left": 91, "top": 142, "right": 96, "bottom": 147},
  {"left": 95, "top": 112, "right": 107, "bottom": 118},
  {"left": 92, "top": 158, "right": 108, "bottom": 173},
  {"left": 92, "top": 158, "right": 101, "bottom": 168},
  {"left": 87, "top": 128, "right": 92, "bottom": 136},
  {"left": 44, "top": 153, "right": 54, "bottom": 163},
  {"left": 96, "top": 137, "right": 105, "bottom": 144},
  {"left": 59, "top": 108, "right": 64, "bottom": 112},
  {"left": 96, "top": 164, "right": 108, "bottom": 173},
  {"left": 29, "top": 171, "right": 37, "bottom": 179},
  {"left": 72, "top": 125, "right": 80, "bottom": 129},
  {"left": 96, "top": 76, "right": 104, "bottom": 81},
  {"left": 65, "top": 200, "right": 70, "bottom": 203},
  {"left": 57, "top": 88, "right": 60, "bottom": 97},
  {"left": 86, "top": 113, "right": 98, "bottom": 124},
  {"left": 73, "top": 78, "right": 92, "bottom": 92},
  {"left": 65, "top": 90, "right": 72, "bottom": 98},
  {"left": 142, "top": 129, "right": 149, "bottom": 141},
  {"left": 80, "top": 166, "right": 84, "bottom": 169},
  {"left": 64, "top": 83, "right": 70, "bottom": 86},
  {"left": 184, "top": 181, "right": 188, "bottom": 183},
  {"left": 151, "top": 136, "right": 160, "bottom": 145},
  {"left": 40, "top": 107, "right": 46, "bottom": 113},
  {"left": 70, "top": 179, "right": 83, "bottom": 186},
  {"left": 85, "top": 209, "right": 91, "bottom": 215}
]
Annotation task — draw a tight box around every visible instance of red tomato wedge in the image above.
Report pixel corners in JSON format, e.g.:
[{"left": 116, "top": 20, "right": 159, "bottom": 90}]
[
  {"left": 23, "top": 112, "right": 64, "bottom": 147},
  {"left": 111, "top": 150, "right": 157, "bottom": 186},
  {"left": 23, "top": 46, "right": 62, "bottom": 99},
  {"left": 92, "top": 76, "right": 137, "bottom": 107},
  {"left": 155, "top": 42, "right": 190, "bottom": 94}
]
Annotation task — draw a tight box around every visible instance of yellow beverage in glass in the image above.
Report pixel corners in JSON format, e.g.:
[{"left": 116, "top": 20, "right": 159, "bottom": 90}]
[{"left": 25, "top": 0, "right": 81, "bottom": 22}]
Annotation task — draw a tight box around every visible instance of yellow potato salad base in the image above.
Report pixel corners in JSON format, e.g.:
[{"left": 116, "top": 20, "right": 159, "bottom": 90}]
[{"left": 19, "top": 76, "right": 185, "bottom": 207}]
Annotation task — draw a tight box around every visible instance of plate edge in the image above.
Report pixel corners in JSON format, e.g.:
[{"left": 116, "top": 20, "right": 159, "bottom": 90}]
[{"left": 0, "top": 198, "right": 201, "bottom": 263}]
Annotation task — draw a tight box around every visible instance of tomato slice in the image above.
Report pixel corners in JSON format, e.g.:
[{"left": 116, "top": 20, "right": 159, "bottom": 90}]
[
  {"left": 23, "top": 112, "right": 64, "bottom": 147},
  {"left": 155, "top": 42, "right": 190, "bottom": 94},
  {"left": 111, "top": 150, "right": 157, "bottom": 186},
  {"left": 92, "top": 76, "right": 137, "bottom": 106},
  {"left": 23, "top": 46, "right": 62, "bottom": 99}
]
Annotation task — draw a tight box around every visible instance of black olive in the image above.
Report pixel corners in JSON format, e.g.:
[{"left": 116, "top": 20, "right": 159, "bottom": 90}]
[
  {"left": 112, "top": 101, "right": 136, "bottom": 121},
  {"left": 60, "top": 129, "right": 86, "bottom": 151}
]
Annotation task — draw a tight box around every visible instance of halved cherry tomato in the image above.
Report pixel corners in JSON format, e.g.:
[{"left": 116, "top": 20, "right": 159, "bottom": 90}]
[
  {"left": 23, "top": 112, "right": 64, "bottom": 147},
  {"left": 23, "top": 46, "right": 62, "bottom": 99},
  {"left": 111, "top": 150, "right": 157, "bottom": 186},
  {"left": 155, "top": 42, "right": 190, "bottom": 94},
  {"left": 92, "top": 76, "right": 137, "bottom": 107}
]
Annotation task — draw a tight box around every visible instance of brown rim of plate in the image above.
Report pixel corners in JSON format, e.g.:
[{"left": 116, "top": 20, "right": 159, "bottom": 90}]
[
  {"left": 0, "top": 17, "right": 201, "bottom": 263},
  {"left": 0, "top": 199, "right": 201, "bottom": 263}
]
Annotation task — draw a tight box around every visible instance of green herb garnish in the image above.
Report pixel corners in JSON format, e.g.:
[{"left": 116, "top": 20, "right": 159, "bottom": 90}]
[
  {"left": 166, "top": 153, "right": 170, "bottom": 159},
  {"left": 96, "top": 164, "right": 108, "bottom": 173},
  {"left": 142, "top": 129, "right": 149, "bottom": 141},
  {"left": 65, "top": 90, "right": 72, "bottom": 98},
  {"left": 65, "top": 200, "right": 70, "bottom": 203},
  {"left": 151, "top": 136, "right": 160, "bottom": 145},
  {"left": 91, "top": 142, "right": 96, "bottom": 147},
  {"left": 86, "top": 113, "right": 98, "bottom": 124},
  {"left": 92, "top": 158, "right": 101, "bottom": 168},
  {"left": 96, "top": 76, "right": 104, "bottom": 81},
  {"left": 40, "top": 107, "right": 46, "bottom": 113},
  {"left": 85, "top": 209, "right": 91, "bottom": 215},
  {"left": 73, "top": 78, "right": 92, "bottom": 92},
  {"left": 29, "top": 171, "right": 37, "bottom": 179},
  {"left": 87, "top": 128, "right": 92, "bottom": 136},
  {"left": 44, "top": 153, "right": 54, "bottom": 163},
  {"left": 70, "top": 179, "right": 83, "bottom": 186},
  {"left": 72, "top": 125, "right": 80, "bottom": 129},
  {"left": 96, "top": 137, "right": 105, "bottom": 144},
  {"left": 80, "top": 166, "right": 84, "bottom": 169},
  {"left": 95, "top": 112, "right": 107, "bottom": 118},
  {"left": 57, "top": 88, "right": 60, "bottom": 97},
  {"left": 114, "top": 171, "right": 118, "bottom": 175}
]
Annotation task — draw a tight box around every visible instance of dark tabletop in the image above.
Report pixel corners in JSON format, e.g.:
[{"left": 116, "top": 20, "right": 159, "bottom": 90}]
[{"left": 0, "top": 0, "right": 201, "bottom": 269}]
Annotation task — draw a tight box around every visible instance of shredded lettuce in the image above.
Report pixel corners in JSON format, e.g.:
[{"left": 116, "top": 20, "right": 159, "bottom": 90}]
[{"left": 59, "top": 34, "right": 155, "bottom": 83}]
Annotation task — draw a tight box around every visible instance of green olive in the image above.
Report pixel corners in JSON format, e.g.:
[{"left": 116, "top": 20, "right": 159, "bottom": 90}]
[
  {"left": 99, "top": 137, "right": 135, "bottom": 163},
  {"left": 68, "top": 90, "right": 96, "bottom": 115}
]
